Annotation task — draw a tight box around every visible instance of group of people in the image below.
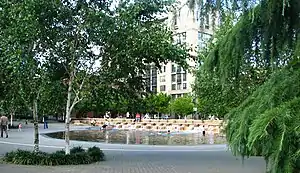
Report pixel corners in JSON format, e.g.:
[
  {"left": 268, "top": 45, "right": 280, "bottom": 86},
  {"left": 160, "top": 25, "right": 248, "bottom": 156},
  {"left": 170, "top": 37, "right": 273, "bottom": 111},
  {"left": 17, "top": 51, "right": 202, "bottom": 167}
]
[
  {"left": 0, "top": 114, "right": 50, "bottom": 139},
  {"left": 0, "top": 114, "right": 25, "bottom": 138}
]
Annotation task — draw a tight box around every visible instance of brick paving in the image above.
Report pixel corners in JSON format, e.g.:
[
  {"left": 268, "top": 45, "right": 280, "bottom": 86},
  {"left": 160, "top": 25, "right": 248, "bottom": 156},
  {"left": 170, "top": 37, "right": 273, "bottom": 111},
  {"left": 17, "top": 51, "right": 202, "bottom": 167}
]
[{"left": 0, "top": 123, "right": 265, "bottom": 173}]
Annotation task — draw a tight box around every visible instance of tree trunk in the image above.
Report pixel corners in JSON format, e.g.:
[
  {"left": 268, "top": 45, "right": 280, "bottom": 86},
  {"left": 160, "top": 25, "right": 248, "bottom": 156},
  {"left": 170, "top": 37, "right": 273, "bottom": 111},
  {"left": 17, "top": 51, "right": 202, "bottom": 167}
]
[
  {"left": 65, "top": 76, "right": 73, "bottom": 155},
  {"left": 10, "top": 112, "right": 13, "bottom": 127},
  {"left": 33, "top": 99, "right": 39, "bottom": 153}
]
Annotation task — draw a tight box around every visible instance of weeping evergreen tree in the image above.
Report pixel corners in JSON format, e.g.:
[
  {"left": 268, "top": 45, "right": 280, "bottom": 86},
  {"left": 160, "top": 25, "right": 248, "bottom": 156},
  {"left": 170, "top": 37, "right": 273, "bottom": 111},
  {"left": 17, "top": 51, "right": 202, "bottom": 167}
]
[{"left": 193, "top": 0, "right": 300, "bottom": 172}]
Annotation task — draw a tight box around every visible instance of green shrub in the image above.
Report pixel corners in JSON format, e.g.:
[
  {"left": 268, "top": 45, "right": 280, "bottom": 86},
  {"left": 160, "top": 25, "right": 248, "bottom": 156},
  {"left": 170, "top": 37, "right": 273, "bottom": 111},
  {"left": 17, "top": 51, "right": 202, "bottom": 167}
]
[
  {"left": 87, "top": 146, "right": 105, "bottom": 162},
  {"left": 4, "top": 146, "right": 104, "bottom": 166},
  {"left": 70, "top": 146, "right": 85, "bottom": 154}
]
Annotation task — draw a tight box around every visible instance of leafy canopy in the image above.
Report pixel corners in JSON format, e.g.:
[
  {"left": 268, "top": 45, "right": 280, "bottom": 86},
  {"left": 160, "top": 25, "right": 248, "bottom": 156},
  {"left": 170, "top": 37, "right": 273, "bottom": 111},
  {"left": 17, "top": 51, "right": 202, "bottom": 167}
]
[
  {"left": 194, "top": 0, "right": 300, "bottom": 172},
  {"left": 169, "top": 96, "right": 194, "bottom": 116}
]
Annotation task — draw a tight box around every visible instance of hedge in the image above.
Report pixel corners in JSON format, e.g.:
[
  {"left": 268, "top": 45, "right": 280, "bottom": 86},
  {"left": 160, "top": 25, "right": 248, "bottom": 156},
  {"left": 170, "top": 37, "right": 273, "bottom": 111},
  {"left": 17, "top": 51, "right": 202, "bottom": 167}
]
[{"left": 3, "top": 146, "right": 104, "bottom": 166}]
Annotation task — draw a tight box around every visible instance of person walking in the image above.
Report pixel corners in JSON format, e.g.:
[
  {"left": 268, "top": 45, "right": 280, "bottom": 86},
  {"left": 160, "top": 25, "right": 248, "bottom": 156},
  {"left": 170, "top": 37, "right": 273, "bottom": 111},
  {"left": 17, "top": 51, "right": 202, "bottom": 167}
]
[
  {"left": 0, "top": 115, "right": 9, "bottom": 138},
  {"left": 18, "top": 123, "right": 22, "bottom": 132}
]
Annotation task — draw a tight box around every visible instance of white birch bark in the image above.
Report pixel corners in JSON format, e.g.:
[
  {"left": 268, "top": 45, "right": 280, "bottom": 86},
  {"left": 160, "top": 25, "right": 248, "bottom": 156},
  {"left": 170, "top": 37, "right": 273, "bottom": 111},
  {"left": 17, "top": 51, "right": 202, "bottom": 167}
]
[{"left": 33, "top": 99, "right": 39, "bottom": 153}]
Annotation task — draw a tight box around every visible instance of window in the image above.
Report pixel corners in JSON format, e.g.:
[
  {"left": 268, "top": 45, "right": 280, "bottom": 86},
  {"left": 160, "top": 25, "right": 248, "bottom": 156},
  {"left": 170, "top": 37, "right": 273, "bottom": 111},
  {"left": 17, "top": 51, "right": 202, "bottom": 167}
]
[
  {"left": 163, "top": 66, "right": 166, "bottom": 72},
  {"left": 177, "top": 66, "right": 182, "bottom": 73},
  {"left": 177, "top": 94, "right": 182, "bottom": 98},
  {"left": 205, "top": 15, "right": 209, "bottom": 29},
  {"left": 177, "top": 74, "right": 181, "bottom": 83},
  {"left": 182, "top": 32, "right": 186, "bottom": 43},
  {"left": 174, "top": 32, "right": 187, "bottom": 44},
  {"left": 171, "top": 84, "right": 176, "bottom": 90},
  {"left": 183, "top": 83, "right": 187, "bottom": 89},
  {"left": 198, "top": 32, "right": 212, "bottom": 50},
  {"left": 174, "top": 16, "right": 177, "bottom": 26},
  {"left": 152, "top": 86, "right": 157, "bottom": 93},
  {"left": 160, "top": 75, "right": 165, "bottom": 82},
  {"left": 195, "top": 10, "right": 199, "bottom": 21},
  {"left": 160, "top": 85, "right": 166, "bottom": 91},
  {"left": 171, "top": 74, "right": 176, "bottom": 82},
  {"left": 172, "top": 64, "right": 176, "bottom": 73},
  {"left": 177, "top": 83, "right": 181, "bottom": 90},
  {"left": 171, "top": 94, "right": 176, "bottom": 99},
  {"left": 199, "top": 16, "right": 205, "bottom": 28},
  {"left": 151, "top": 68, "right": 157, "bottom": 76},
  {"left": 183, "top": 73, "right": 187, "bottom": 81},
  {"left": 152, "top": 77, "right": 157, "bottom": 85}
]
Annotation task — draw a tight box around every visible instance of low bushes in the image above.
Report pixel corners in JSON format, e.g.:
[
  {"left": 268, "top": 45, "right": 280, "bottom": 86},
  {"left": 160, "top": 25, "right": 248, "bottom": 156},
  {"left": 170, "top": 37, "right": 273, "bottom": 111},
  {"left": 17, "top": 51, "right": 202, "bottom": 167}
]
[{"left": 3, "top": 146, "right": 104, "bottom": 166}]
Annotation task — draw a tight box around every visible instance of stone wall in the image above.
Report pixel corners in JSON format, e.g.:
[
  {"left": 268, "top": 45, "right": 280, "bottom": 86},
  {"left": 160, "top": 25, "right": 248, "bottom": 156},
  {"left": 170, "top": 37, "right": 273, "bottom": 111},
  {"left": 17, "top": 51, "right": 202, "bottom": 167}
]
[{"left": 72, "top": 118, "right": 225, "bottom": 134}]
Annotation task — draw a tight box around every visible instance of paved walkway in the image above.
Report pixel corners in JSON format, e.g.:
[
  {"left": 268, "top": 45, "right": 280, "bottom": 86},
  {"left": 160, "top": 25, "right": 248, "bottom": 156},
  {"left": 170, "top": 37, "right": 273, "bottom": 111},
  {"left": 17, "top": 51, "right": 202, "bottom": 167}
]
[{"left": 0, "top": 123, "right": 265, "bottom": 173}]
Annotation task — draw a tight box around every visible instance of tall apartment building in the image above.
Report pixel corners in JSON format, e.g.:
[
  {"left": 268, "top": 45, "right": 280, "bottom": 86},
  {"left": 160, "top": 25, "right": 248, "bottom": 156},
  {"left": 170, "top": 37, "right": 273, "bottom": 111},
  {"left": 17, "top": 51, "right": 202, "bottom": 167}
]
[{"left": 146, "top": 0, "right": 218, "bottom": 98}]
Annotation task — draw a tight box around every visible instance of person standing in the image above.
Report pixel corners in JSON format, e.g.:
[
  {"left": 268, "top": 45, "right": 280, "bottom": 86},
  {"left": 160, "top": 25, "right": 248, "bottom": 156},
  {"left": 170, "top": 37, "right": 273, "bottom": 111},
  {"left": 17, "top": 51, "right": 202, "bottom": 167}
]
[
  {"left": 43, "top": 116, "right": 48, "bottom": 129},
  {"left": 0, "top": 115, "right": 9, "bottom": 138},
  {"left": 135, "top": 113, "right": 141, "bottom": 122}
]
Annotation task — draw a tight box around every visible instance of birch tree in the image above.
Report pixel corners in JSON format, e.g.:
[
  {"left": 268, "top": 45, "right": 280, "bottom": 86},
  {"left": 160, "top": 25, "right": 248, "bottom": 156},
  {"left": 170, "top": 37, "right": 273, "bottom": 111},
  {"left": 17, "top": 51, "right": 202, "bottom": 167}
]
[
  {"left": 0, "top": 0, "right": 59, "bottom": 152},
  {"left": 47, "top": 0, "right": 110, "bottom": 154}
]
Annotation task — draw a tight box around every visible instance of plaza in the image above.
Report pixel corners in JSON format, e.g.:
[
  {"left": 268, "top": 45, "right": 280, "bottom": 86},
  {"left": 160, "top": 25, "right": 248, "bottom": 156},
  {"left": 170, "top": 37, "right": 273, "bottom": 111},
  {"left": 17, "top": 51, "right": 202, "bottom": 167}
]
[{"left": 0, "top": 123, "right": 265, "bottom": 173}]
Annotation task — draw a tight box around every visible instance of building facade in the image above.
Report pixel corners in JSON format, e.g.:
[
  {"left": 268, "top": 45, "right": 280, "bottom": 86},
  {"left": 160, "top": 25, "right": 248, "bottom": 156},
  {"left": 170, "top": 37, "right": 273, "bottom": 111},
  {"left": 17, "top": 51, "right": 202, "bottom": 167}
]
[{"left": 146, "top": 0, "right": 218, "bottom": 98}]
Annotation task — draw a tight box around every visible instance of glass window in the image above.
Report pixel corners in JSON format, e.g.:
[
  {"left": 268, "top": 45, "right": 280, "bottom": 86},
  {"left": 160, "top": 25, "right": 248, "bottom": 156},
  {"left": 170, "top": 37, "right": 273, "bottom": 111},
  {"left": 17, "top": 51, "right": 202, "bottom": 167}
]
[
  {"left": 177, "top": 84, "right": 181, "bottom": 90},
  {"left": 183, "top": 83, "right": 187, "bottom": 89},
  {"left": 182, "top": 32, "right": 186, "bottom": 43},
  {"left": 160, "top": 75, "right": 165, "bottom": 82},
  {"left": 177, "top": 94, "right": 182, "bottom": 98},
  {"left": 152, "top": 77, "right": 157, "bottom": 85},
  {"left": 174, "top": 32, "right": 186, "bottom": 44},
  {"left": 174, "top": 16, "right": 177, "bottom": 26},
  {"left": 171, "top": 74, "right": 176, "bottom": 82},
  {"left": 177, "top": 66, "right": 182, "bottom": 72},
  {"left": 200, "top": 16, "right": 204, "bottom": 28},
  {"left": 171, "top": 94, "right": 176, "bottom": 99},
  {"left": 183, "top": 73, "right": 186, "bottom": 81},
  {"left": 172, "top": 64, "right": 176, "bottom": 73},
  {"left": 198, "top": 32, "right": 212, "bottom": 51},
  {"left": 151, "top": 68, "right": 157, "bottom": 75},
  {"left": 171, "top": 84, "right": 176, "bottom": 90},
  {"left": 152, "top": 86, "right": 157, "bottom": 93},
  {"left": 177, "top": 74, "right": 181, "bottom": 83},
  {"left": 160, "top": 85, "right": 166, "bottom": 91},
  {"left": 205, "top": 15, "right": 209, "bottom": 29}
]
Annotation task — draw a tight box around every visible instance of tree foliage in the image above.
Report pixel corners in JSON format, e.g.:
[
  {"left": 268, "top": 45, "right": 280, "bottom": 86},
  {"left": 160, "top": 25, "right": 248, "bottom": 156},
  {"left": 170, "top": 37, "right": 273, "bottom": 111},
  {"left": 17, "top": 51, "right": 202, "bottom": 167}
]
[
  {"left": 144, "top": 93, "right": 171, "bottom": 114},
  {"left": 0, "top": 0, "right": 189, "bottom": 154},
  {"left": 226, "top": 68, "right": 300, "bottom": 173},
  {"left": 194, "top": 0, "right": 300, "bottom": 172},
  {"left": 169, "top": 96, "right": 193, "bottom": 116}
]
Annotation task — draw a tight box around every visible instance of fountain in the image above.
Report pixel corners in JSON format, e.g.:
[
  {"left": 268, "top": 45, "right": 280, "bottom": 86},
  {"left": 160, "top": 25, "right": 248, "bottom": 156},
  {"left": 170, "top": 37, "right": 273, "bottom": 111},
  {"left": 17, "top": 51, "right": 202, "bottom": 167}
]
[
  {"left": 50, "top": 118, "right": 226, "bottom": 145},
  {"left": 46, "top": 125, "right": 225, "bottom": 145}
]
